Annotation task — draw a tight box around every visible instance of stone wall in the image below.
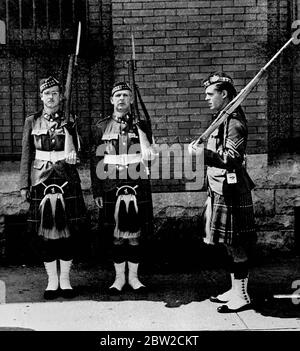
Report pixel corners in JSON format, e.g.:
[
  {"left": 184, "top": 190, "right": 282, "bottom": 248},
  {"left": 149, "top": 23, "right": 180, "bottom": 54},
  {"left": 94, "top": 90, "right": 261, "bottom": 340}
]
[
  {"left": 248, "top": 154, "right": 300, "bottom": 253},
  {"left": 1, "top": 153, "right": 299, "bottom": 262}
]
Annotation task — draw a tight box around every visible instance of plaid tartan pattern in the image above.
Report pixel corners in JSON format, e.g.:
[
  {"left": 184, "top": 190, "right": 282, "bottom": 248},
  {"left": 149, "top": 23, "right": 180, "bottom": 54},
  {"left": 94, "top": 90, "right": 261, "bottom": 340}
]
[
  {"left": 99, "top": 179, "right": 153, "bottom": 239},
  {"left": 27, "top": 172, "right": 87, "bottom": 238},
  {"left": 39, "top": 76, "right": 60, "bottom": 93},
  {"left": 206, "top": 190, "right": 256, "bottom": 247}
]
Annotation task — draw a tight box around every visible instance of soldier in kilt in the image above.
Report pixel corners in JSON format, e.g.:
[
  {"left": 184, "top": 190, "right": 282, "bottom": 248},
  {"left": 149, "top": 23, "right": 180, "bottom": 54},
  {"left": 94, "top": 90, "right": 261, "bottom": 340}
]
[
  {"left": 20, "top": 76, "right": 88, "bottom": 300},
  {"left": 90, "top": 82, "right": 156, "bottom": 293},
  {"left": 200, "top": 72, "right": 257, "bottom": 313}
]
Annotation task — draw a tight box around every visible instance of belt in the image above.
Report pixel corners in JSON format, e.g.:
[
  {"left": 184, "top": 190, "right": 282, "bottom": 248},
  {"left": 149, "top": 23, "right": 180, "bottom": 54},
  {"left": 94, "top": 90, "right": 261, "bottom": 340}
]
[
  {"left": 35, "top": 150, "right": 65, "bottom": 163},
  {"left": 104, "top": 154, "right": 141, "bottom": 166}
]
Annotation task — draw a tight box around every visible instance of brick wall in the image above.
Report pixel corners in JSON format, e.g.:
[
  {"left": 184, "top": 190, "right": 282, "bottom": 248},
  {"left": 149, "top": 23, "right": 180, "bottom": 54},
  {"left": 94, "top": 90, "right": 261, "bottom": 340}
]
[
  {"left": 1, "top": 0, "right": 299, "bottom": 158},
  {"left": 0, "top": 0, "right": 114, "bottom": 157},
  {"left": 111, "top": 0, "right": 270, "bottom": 154}
]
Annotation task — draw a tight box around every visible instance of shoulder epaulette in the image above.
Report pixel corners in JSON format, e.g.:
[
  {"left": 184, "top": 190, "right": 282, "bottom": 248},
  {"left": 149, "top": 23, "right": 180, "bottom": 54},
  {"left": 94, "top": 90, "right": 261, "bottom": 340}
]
[
  {"left": 27, "top": 110, "right": 42, "bottom": 120},
  {"left": 96, "top": 116, "right": 111, "bottom": 127},
  {"left": 231, "top": 107, "right": 246, "bottom": 122}
]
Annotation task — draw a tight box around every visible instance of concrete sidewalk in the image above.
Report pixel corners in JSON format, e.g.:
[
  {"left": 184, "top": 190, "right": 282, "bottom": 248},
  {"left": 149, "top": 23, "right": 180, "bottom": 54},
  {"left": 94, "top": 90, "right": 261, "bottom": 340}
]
[
  {"left": 0, "top": 256, "right": 300, "bottom": 331},
  {"left": 0, "top": 298, "right": 299, "bottom": 331}
]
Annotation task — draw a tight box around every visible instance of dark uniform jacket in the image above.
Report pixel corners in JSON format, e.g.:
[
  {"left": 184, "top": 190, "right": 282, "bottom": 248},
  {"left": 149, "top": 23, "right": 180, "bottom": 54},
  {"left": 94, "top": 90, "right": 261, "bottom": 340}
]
[
  {"left": 204, "top": 108, "right": 255, "bottom": 196},
  {"left": 90, "top": 115, "right": 152, "bottom": 199},
  {"left": 19, "top": 110, "right": 81, "bottom": 190}
]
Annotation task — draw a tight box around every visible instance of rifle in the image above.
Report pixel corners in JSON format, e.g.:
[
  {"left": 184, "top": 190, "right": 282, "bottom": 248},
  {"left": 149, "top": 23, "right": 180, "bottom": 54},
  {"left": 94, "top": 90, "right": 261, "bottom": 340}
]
[
  {"left": 128, "top": 33, "right": 141, "bottom": 122},
  {"left": 64, "top": 21, "right": 81, "bottom": 123},
  {"left": 128, "top": 33, "right": 154, "bottom": 144},
  {"left": 189, "top": 37, "right": 294, "bottom": 150},
  {"left": 63, "top": 22, "right": 81, "bottom": 157}
]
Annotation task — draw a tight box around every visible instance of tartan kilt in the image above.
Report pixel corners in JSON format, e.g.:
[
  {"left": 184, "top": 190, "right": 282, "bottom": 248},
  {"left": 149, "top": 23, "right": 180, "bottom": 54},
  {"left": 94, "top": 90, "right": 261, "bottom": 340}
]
[
  {"left": 99, "top": 178, "right": 153, "bottom": 240},
  {"left": 205, "top": 190, "right": 256, "bottom": 248},
  {"left": 27, "top": 172, "right": 87, "bottom": 237}
]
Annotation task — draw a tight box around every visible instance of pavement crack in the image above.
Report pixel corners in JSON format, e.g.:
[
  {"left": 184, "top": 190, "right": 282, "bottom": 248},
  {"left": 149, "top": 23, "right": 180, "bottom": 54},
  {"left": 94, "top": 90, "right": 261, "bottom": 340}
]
[{"left": 236, "top": 312, "right": 250, "bottom": 330}]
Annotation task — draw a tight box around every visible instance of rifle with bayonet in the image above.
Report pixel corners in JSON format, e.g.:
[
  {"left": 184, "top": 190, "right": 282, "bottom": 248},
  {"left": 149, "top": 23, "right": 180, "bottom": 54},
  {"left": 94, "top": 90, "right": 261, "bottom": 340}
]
[
  {"left": 128, "top": 32, "right": 154, "bottom": 145},
  {"left": 63, "top": 22, "right": 81, "bottom": 157},
  {"left": 64, "top": 21, "right": 81, "bottom": 123},
  {"left": 189, "top": 37, "right": 295, "bottom": 152}
]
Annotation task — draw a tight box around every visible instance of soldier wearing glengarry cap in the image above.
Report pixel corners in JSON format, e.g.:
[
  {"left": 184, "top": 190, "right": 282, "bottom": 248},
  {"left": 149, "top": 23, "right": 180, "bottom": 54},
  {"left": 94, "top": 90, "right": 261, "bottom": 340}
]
[
  {"left": 20, "top": 76, "right": 88, "bottom": 300},
  {"left": 201, "top": 72, "right": 256, "bottom": 313},
  {"left": 90, "top": 81, "right": 157, "bottom": 294}
]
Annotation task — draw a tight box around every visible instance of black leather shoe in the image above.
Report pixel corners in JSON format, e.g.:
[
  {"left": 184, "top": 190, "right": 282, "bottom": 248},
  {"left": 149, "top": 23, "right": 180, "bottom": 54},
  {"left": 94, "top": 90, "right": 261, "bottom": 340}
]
[
  {"left": 217, "top": 303, "right": 252, "bottom": 313},
  {"left": 130, "top": 285, "right": 148, "bottom": 293},
  {"left": 108, "top": 286, "right": 123, "bottom": 295},
  {"left": 60, "top": 288, "right": 76, "bottom": 299},
  {"left": 209, "top": 296, "right": 228, "bottom": 303},
  {"left": 44, "top": 290, "right": 59, "bottom": 300}
]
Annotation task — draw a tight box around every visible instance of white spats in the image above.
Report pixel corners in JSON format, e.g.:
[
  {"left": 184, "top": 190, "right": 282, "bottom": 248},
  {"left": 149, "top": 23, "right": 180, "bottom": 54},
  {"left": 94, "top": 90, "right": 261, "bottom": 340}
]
[
  {"left": 217, "top": 276, "right": 251, "bottom": 313},
  {"left": 59, "top": 259, "right": 73, "bottom": 290},
  {"left": 128, "top": 262, "right": 145, "bottom": 290},
  {"left": 44, "top": 260, "right": 59, "bottom": 291},
  {"left": 109, "top": 262, "right": 126, "bottom": 292}
]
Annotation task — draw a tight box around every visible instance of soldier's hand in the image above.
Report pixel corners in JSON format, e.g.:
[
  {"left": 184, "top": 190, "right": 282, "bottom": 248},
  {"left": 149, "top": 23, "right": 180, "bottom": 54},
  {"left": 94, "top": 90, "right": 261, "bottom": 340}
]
[
  {"left": 65, "top": 150, "right": 77, "bottom": 164},
  {"left": 95, "top": 197, "right": 103, "bottom": 209},
  {"left": 20, "top": 189, "right": 30, "bottom": 202},
  {"left": 188, "top": 141, "right": 204, "bottom": 156}
]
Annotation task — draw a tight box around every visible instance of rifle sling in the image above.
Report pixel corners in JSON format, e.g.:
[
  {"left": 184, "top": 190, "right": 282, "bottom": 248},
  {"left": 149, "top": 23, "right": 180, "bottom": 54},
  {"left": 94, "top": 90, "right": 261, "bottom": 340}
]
[
  {"left": 135, "top": 85, "right": 151, "bottom": 124},
  {"left": 134, "top": 84, "right": 153, "bottom": 142}
]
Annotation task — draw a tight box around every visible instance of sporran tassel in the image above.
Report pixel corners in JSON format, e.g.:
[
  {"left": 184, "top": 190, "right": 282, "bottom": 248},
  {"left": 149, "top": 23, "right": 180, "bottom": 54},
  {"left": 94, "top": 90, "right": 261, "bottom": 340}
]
[
  {"left": 118, "top": 198, "right": 128, "bottom": 232},
  {"left": 41, "top": 196, "right": 54, "bottom": 229},
  {"left": 55, "top": 195, "right": 67, "bottom": 231},
  {"left": 127, "top": 197, "right": 140, "bottom": 232},
  {"left": 114, "top": 185, "right": 141, "bottom": 239}
]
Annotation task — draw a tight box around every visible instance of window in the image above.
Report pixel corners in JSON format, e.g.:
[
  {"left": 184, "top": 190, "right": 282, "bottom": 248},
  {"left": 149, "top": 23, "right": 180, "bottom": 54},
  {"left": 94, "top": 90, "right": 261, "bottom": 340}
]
[
  {"left": 0, "top": 0, "right": 88, "bottom": 158},
  {"left": 0, "top": 0, "right": 86, "bottom": 42}
]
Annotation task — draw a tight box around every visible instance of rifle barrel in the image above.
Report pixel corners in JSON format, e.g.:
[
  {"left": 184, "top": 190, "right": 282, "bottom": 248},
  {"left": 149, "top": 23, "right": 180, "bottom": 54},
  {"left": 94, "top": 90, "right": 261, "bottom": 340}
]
[
  {"left": 192, "top": 37, "right": 294, "bottom": 146},
  {"left": 64, "top": 54, "right": 75, "bottom": 122},
  {"left": 75, "top": 21, "right": 81, "bottom": 66}
]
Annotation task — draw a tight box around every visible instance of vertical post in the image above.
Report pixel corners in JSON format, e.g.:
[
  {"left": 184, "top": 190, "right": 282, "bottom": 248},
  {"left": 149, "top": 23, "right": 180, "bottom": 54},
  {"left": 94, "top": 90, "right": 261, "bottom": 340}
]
[
  {"left": 46, "top": 0, "right": 50, "bottom": 40},
  {"left": 98, "top": 0, "right": 106, "bottom": 120},
  {"left": 294, "top": 198, "right": 300, "bottom": 253},
  {"left": 6, "top": 0, "right": 14, "bottom": 154},
  {"left": 59, "top": 0, "right": 63, "bottom": 39}
]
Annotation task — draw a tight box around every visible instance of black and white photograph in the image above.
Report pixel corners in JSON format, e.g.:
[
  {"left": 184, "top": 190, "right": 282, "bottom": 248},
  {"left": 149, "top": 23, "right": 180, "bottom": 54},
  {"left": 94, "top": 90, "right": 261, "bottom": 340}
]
[{"left": 0, "top": 0, "right": 299, "bottom": 342}]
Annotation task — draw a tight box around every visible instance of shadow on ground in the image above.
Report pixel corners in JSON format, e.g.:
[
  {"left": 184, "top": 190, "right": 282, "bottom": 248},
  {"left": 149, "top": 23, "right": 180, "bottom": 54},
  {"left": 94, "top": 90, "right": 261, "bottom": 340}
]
[
  {"left": 1, "top": 247, "right": 300, "bottom": 321},
  {"left": 1, "top": 219, "right": 300, "bottom": 319}
]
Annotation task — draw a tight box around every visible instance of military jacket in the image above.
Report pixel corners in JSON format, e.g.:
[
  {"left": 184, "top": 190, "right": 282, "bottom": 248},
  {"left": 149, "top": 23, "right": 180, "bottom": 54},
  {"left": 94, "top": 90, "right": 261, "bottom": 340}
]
[
  {"left": 204, "top": 108, "right": 255, "bottom": 195},
  {"left": 90, "top": 115, "right": 152, "bottom": 198},
  {"left": 19, "top": 110, "right": 81, "bottom": 189}
]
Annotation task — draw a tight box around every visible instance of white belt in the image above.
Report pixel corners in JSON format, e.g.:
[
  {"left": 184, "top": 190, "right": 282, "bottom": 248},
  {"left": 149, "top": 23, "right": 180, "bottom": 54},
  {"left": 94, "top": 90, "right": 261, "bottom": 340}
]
[
  {"left": 35, "top": 150, "right": 65, "bottom": 163},
  {"left": 104, "top": 154, "right": 141, "bottom": 166}
]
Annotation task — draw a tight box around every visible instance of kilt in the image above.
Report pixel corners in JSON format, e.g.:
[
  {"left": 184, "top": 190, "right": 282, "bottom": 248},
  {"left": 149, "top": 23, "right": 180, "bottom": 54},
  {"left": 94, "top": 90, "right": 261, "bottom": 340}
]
[
  {"left": 99, "top": 178, "right": 153, "bottom": 240},
  {"left": 27, "top": 171, "right": 87, "bottom": 239},
  {"left": 204, "top": 189, "right": 256, "bottom": 249}
]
